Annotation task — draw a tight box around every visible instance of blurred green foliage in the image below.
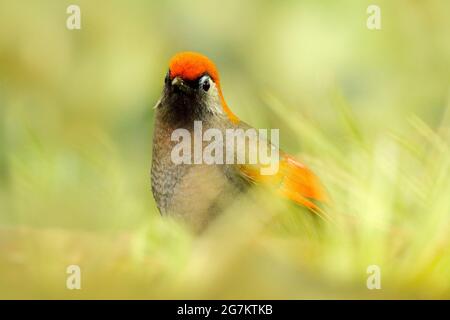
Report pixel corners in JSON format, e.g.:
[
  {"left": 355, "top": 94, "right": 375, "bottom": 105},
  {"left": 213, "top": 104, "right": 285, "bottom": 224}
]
[{"left": 0, "top": 0, "right": 449, "bottom": 298}]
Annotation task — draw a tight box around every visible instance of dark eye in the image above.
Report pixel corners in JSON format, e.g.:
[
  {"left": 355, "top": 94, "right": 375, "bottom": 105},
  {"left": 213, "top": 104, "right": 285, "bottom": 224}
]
[{"left": 199, "top": 75, "right": 210, "bottom": 92}]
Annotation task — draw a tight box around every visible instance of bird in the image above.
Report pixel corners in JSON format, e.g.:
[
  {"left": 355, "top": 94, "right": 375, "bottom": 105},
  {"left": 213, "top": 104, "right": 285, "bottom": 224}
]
[{"left": 151, "top": 51, "right": 327, "bottom": 231}]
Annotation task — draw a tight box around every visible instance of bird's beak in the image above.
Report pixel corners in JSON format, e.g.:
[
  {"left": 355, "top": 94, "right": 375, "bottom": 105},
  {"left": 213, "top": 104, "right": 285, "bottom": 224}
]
[{"left": 171, "top": 76, "right": 190, "bottom": 93}]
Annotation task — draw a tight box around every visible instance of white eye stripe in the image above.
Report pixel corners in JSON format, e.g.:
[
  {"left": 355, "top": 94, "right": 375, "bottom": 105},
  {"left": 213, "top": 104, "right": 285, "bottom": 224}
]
[{"left": 199, "top": 75, "right": 210, "bottom": 84}]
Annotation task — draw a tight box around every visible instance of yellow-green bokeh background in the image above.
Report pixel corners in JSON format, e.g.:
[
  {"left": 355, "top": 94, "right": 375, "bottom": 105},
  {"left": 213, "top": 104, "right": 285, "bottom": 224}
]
[{"left": 0, "top": 0, "right": 449, "bottom": 299}]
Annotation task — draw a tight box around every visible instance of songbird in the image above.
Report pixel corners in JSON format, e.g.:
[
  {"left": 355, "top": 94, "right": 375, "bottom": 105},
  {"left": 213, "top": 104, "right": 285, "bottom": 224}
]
[{"left": 151, "top": 52, "right": 326, "bottom": 231}]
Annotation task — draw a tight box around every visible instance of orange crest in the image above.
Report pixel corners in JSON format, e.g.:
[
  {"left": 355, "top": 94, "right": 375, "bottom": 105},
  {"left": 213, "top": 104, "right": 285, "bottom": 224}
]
[{"left": 169, "top": 52, "right": 220, "bottom": 82}]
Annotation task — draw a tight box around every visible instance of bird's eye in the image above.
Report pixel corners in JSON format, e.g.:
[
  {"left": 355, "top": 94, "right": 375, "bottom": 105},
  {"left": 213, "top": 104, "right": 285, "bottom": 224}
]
[{"left": 199, "top": 75, "right": 211, "bottom": 92}]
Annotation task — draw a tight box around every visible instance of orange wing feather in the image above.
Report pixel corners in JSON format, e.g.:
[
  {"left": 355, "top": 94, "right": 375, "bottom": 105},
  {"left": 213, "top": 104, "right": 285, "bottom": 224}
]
[{"left": 238, "top": 152, "right": 328, "bottom": 218}]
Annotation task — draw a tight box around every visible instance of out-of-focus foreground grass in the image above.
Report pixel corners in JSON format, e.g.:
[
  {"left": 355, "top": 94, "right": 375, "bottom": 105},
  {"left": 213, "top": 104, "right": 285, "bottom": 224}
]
[{"left": 0, "top": 1, "right": 449, "bottom": 299}]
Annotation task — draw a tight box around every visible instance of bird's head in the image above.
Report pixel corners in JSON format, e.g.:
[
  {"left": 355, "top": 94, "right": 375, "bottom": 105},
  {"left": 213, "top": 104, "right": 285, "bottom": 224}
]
[{"left": 158, "top": 52, "right": 238, "bottom": 124}]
